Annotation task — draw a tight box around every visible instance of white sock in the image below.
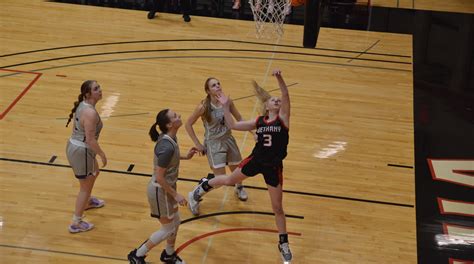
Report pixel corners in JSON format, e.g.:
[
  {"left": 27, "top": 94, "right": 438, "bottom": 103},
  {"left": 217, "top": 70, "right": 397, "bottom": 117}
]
[
  {"left": 136, "top": 244, "right": 148, "bottom": 257},
  {"left": 72, "top": 214, "right": 82, "bottom": 223},
  {"left": 165, "top": 244, "right": 175, "bottom": 255}
]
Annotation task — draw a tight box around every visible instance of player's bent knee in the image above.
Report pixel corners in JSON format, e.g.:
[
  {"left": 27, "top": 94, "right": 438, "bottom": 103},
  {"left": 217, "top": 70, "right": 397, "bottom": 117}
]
[{"left": 149, "top": 221, "right": 177, "bottom": 244}]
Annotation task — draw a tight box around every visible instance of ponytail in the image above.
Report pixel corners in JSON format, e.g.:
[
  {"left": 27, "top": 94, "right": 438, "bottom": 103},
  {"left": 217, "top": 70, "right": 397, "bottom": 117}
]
[
  {"left": 65, "top": 94, "right": 83, "bottom": 127},
  {"left": 202, "top": 77, "right": 216, "bottom": 123},
  {"left": 149, "top": 109, "right": 170, "bottom": 142},
  {"left": 149, "top": 123, "right": 160, "bottom": 142},
  {"left": 202, "top": 94, "right": 212, "bottom": 123},
  {"left": 252, "top": 80, "right": 271, "bottom": 116},
  {"left": 65, "top": 80, "right": 96, "bottom": 127}
]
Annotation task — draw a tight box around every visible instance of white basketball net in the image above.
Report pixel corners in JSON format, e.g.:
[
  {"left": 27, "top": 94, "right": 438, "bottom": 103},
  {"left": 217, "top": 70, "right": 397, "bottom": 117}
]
[{"left": 249, "top": 0, "right": 291, "bottom": 39}]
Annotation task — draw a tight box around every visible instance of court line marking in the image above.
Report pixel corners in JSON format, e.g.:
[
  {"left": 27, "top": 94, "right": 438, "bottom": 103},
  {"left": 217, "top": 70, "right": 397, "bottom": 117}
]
[
  {"left": 0, "top": 39, "right": 411, "bottom": 58},
  {"left": 48, "top": 155, "right": 57, "bottom": 163},
  {"left": 0, "top": 244, "right": 125, "bottom": 261},
  {"left": 0, "top": 157, "right": 414, "bottom": 208},
  {"left": 0, "top": 68, "right": 42, "bottom": 120},
  {"left": 181, "top": 211, "right": 304, "bottom": 224},
  {"left": 0, "top": 48, "right": 411, "bottom": 69},
  {"left": 0, "top": 55, "right": 410, "bottom": 82},
  {"left": 176, "top": 227, "right": 302, "bottom": 254},
  {"left": 0, "top": 211, "right": 302, "bottom": 262},
  {"left": 347, "top": 39, "right": 380, "bottom": 63},
  {"left": 55, "top": 112, "right": 150, "bottom": 120},
  {"left": 387, "top": 163, "right": 413, "bottom": 169}
]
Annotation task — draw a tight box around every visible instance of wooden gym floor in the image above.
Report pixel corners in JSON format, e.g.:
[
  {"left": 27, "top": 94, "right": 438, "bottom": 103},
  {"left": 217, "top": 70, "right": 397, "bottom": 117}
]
[{"left": 0, "top": 0, "right": 420, "bottom": 263}]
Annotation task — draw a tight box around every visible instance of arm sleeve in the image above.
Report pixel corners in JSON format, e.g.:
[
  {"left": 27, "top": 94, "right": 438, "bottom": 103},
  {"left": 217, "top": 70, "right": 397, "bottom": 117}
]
[{"left": 154, "top": 141, "right": 175, "bottom": 168}]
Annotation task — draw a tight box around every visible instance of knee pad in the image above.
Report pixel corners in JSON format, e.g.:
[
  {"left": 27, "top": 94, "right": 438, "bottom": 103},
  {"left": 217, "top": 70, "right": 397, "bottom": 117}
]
[
  {"left": 149, "top": 222, "right": 175, "bottom": 244},
  {"left": 165, "top": 215, "right": 181, "bottom": 240}
]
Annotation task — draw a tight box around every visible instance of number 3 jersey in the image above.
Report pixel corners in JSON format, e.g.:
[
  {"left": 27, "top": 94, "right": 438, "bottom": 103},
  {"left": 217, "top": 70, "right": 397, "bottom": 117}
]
[{"left": 251, "top": 115, "right": 289, "bottom": 164}]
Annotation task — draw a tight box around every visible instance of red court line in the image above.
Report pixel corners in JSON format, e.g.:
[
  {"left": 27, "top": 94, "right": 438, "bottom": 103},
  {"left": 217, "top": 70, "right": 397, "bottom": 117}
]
[
  {"left": 176, "top": 227, "right": 302, "bottom": 253},
  {"left": 0, "top": 68, "right": 42, "bottom": 120}
]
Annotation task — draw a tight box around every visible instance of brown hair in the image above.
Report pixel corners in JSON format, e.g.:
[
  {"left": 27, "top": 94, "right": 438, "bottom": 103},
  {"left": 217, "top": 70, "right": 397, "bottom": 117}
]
[
  {"left": 149, "top": 109, "right": 170, "bottom": 142},
  {"left": 65, "top": 80, "right": 96, "bottom": 127},
  {"left": 202, "top": 77, "right": 216, "bottom": 123}
]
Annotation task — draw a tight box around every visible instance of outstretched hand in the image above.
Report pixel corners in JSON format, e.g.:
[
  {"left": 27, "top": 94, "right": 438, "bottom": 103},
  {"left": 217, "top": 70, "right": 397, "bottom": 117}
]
[
  {"left": 216, "top": 91, "right": 230, "bottom": 106},
  {"left": 186, "top": 147, "right": 200, "bottom": 159},
  {"left": 195, "top": 143, "right": 206, "bottom": 156},
  {"left": 174, "top": 193, "right": 188, "bottom": 206},
  {"left": 272, "top": 69, "right": 282, "bottom": 77}
]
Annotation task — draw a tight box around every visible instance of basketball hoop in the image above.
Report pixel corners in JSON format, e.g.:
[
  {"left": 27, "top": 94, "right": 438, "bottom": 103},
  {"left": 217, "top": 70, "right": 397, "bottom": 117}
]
[{"left": 249, "top": 0, "right": 292, "bottom": 39}]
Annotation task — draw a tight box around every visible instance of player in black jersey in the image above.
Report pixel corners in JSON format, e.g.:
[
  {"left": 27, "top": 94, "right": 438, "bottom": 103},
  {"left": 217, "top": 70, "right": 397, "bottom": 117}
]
[{"left": 188, "top": 69, "right": 293, "bottom": 262}]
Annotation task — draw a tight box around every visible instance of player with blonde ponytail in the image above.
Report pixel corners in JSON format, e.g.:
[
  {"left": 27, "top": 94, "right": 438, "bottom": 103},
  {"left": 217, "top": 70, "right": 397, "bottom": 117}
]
[
  {"left": 188, "top": 69, "right": 294, "bottom": 262},
  {"left": 185, "top": 77, "right": 250, "bottom": 208}
]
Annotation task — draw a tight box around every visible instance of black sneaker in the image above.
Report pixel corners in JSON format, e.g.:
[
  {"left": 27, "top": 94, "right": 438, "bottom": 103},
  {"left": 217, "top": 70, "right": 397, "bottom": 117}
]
[
  {"left": 183, "top": 14, "right": 191, "bottom": 22},
  {"left": 206, "top": 173, "right": 215, "bottom": 180},
  {"left": 147, "top": 11, "right": 156, "bottom": 19},
  {"left": 128, "top": 249, "right": 146, "bottom": 264},
  {"left": 278, "top": 242, "right": 292, "bottom": 262},
  {"left": 160, "top": 249, "right": 186, "bottom": 263}
]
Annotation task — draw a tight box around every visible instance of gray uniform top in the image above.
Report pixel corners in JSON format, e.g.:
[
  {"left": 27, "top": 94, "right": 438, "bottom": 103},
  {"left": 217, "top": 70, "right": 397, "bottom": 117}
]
[
  {"left": 69, "top": 101, "right": 103, "bottom": 148},
  {"left": 151, "top": 134, "right": 180, "bottom": 186},
  {"left": 204, "top": 102, "right": 231, "bottom": 141}
]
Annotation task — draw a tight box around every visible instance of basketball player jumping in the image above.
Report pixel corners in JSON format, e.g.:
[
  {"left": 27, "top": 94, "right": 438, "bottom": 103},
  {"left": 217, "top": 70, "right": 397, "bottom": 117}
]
[{"left": 188, "top": 69, "right": 293, "bottom": 262}]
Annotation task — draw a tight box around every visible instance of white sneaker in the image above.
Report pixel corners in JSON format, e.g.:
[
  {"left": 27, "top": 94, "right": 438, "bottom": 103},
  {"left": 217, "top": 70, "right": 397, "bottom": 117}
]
[
  {"left": 160, "top": 249, "right": 185, "bottom": 264},
  {"left": 234, "top": 185, "right": 248, "bottom": 201},
  {"left": 278, "top": 242, "right": 292, "bottom": 262},
  {"left": 68, "top": 220, "right": 94, "bottom": 233},
  {"left": 188, "top": 190, "right": 200, "bottom": 216},
  {"left": 85, "top": 196, "right": 105, "bottom": 210}
]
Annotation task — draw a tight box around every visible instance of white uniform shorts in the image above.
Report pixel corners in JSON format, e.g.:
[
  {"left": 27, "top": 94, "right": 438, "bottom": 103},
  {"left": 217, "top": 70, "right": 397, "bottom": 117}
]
[
  {"left": 205, "top": 136, "right": 242, "bottom": 169},
  {"left": 147, "top": 180, "right": 178, "bottom": 219}
]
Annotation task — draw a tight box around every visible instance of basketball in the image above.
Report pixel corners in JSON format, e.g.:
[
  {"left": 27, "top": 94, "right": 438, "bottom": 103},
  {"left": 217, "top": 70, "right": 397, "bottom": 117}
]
[{"left": 291, "top": 0, "right": 305, "bottom": 7}]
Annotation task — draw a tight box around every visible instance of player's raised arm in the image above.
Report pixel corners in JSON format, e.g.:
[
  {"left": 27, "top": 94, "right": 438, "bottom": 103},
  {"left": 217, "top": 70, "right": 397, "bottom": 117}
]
[
  {"left": 217, "top": 92, "right": 256, "bottom": 131},
  {"left": 273, "top": 69, "right": 290, "bottom": 127}
]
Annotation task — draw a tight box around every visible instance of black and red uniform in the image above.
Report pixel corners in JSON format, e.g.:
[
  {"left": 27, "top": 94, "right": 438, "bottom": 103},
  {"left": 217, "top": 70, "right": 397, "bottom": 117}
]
[{"left": 239, "top": 115, "right": 289, "bottom": 187}]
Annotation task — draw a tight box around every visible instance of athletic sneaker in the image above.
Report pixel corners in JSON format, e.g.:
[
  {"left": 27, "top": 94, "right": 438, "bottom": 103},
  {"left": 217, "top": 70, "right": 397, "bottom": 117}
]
[
  {"left": 85, "top": 196, "right": 105, "bottom": 210},
  {"left": 183, "top": 14, "right": 191, "bottom": 22},
  {"left": 206, "top": 173, "right": 215, "bottom": 180},
  {"left": 147, "top": 11, "right": 156, "bottom": 19},
  {"left": 127, "top": 249, "right": 146, "bottom": 264},
  {"left": 188, "top": 189, "right": 200, "bottom": 216},
  {"left": 234, "top": 184, "right": 248, "bottom": 201},
  {"left": 278, "top": 242, "right": 293, "bottom": 262},
  {"left": 160, "top": 249, "right": 186, "bottom": 264},
  {"left": 68, "top": 220, "right": 94, "bottom": 233},
  {"left": 198, "top": 177, "right": 208, "bottom": 185}
]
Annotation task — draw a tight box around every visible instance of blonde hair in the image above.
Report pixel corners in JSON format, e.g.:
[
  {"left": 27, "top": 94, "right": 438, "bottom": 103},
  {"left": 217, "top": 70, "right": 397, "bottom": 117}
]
[
  {"left": 202, "top": 77, "right": 216, "bottom": 123},
  {"left": 252, "top": 80, "right": 271, "bottom": 116}
]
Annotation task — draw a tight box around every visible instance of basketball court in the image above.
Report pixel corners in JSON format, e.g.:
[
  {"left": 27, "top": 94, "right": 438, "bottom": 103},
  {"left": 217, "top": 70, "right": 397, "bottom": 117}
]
[{"left": 0, "top": 0, "right": 472, "bottom": 263}]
